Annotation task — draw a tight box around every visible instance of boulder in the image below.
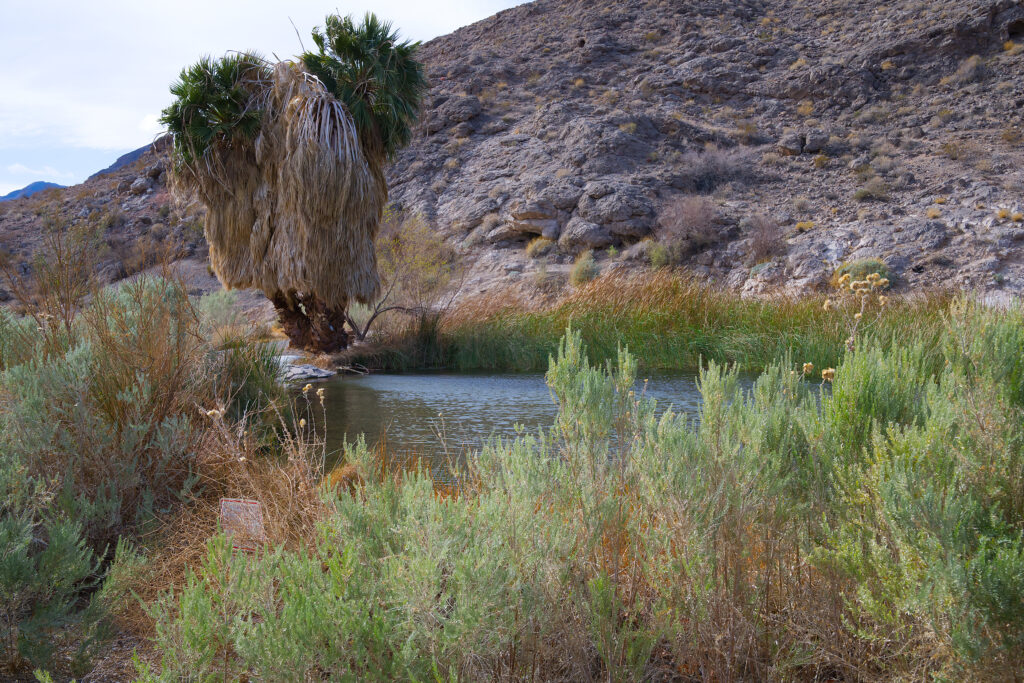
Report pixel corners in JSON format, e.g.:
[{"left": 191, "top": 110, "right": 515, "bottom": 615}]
[
  {"left": 129, "top": 177, "right": 151, "bottom": 195},
  {"left": 540, "top": 184, "right": 585, "bottom": 210},
  {"left": 510, "top": 199, "right": 557, "bottom": 221},
  {"left": 777, "top": 131, "right": 805, "bottom": 156},
  {"left": 426, "top": 95, "right": 482, "bottom": 134},
  {"left": 803, "top": 130, "right": 829, "bottom": 154},
  {"left": 577, "top": 184, "right": 654, "bottom": 238},
  {"left": 558, "top": 216, "right": 614, "bottom": 252},
  {"left": 486, "top": 222, "right": 522, "bottom": 243}
]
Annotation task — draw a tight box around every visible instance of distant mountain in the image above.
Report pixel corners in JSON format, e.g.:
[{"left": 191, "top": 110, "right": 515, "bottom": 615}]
[
  {"left": 87, "top": 145, "right": 149, "bottom": 180},
  {"left": 0, "top": 181, "right": 65, "bottom": 202}
]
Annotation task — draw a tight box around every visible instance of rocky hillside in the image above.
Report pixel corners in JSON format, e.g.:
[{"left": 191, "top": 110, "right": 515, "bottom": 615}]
[
  {"left": 2, "top": 0, "right": 1023, "bottom": 306},
  {"left": 0, "top": 138, "right": 209, "bottom": 299},
  {"left": 388, "top": 0, "right": 1024, "bottom": 296}
]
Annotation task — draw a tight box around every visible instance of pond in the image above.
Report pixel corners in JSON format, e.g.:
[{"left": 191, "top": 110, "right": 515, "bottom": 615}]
[{"left": 299, "top": 371, "right": 721, "bottom": 463}]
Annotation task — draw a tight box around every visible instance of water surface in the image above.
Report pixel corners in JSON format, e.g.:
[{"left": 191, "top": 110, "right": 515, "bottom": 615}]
[{"left": 305, "top": 371, "right": 712, "bottom": 461}]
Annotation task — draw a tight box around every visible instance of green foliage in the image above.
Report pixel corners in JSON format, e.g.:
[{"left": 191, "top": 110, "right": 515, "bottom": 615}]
[
  {"left": 648, "top": 242, "right": 670, "bottom": 268},
  {"left": 160, "top": 53, "right": 271, "bottom": 167},
  {"left": 0, "top": 277, "right": 284, "bottom": 551},
  {"left": 195, "top": 289, "right": 248, "bottom": 333},
  {"left": 302, "top": 13, "right": 427, "bottom": 160},
  {"left": 0, "top": 458, "right": 98, "bottom": 671},
  {"left": 142, "top": 304, "right": 1024, "bottom": 678},
  {"left": 356, "top": 272, "right": 948, "bottom": 374}
]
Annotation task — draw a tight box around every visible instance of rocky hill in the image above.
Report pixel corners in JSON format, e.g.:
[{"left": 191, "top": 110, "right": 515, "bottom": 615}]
[
  {"left": 388, "top": 0, "right": 1024, "bottom": 296},
  {"left": 2, "top": 0, "right": 1023, "bottom": 306}
]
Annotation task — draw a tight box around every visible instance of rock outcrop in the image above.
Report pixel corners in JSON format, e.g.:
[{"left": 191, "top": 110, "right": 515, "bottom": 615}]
[{"left": 385, "top": 0, "right": 1024, "bottom": 296}]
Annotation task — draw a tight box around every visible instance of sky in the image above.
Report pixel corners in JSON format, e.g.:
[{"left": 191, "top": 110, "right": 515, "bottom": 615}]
[{"left": 0, "top": 0, "right": 527, "bottom": 196}]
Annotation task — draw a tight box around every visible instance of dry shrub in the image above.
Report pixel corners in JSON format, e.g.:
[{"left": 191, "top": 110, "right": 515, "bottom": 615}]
[
  {"left": 854, "top": 176, "right": 889, "bottom": 201},
  {"left": 674, "top": 145, "right": 752, "bottom": 192},
  {"left": 745, "top": 213, "right": 783, "bottom": 264},
  {"left": 346, "top": 210, "right": 464, "bottom": 343},
  {"left": 569, "top": 249, "right": 600, "bottom": 286},
  {"left": 945, "top": 54, "right": 987, "bottom": 85},
  {"left": 525, "top": 236, "right": 555, "bottom": 258},
  {"left": 940, "top": 139, "right": 981, "bottom": 161},
  {"left": 657, "top": 195, "right": 720, "bottom": 262}
]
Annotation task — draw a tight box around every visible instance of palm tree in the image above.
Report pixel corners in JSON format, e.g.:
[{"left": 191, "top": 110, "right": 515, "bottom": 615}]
[{"left": 160, "top": 14, "right": 426, "bottom": 352}]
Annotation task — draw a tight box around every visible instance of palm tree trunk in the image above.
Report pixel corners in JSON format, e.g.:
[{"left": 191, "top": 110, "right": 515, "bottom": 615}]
[{"left": 271, "top": 292, "right": 350, "bottom": 353}]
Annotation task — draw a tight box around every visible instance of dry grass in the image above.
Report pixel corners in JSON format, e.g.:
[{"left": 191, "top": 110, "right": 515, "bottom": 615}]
[
  {"left": 942, "top": 54, "right": 987, "bottom": 85},
  {"left": 113, "top": 410, "right": 330, "bottom": 635}
]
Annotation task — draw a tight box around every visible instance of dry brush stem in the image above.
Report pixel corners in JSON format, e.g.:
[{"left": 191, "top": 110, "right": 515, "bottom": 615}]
[{"left": 120, "top": 408, "right": 330, "bottom": 636}]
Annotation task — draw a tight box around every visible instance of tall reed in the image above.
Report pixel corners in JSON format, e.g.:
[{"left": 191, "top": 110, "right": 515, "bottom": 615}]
[{"left": 354, "top": 271, "right": 952, "bottom": 373}]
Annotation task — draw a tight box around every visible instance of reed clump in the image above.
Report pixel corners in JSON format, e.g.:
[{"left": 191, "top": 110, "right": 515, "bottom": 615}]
[{"left": 364, "top": 270, "right": 951, "bottom": 373}]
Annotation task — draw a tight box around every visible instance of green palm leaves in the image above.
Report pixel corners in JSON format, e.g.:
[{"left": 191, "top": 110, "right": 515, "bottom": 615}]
[
  {"left": 160, "top": 53, "right": 271, "bottom": 168},
  {"left": 160, "top": 13, "right": 426, "bottom": 168},
  {"left": 302, "top": 13, "right": 427, "bottom": 161}
]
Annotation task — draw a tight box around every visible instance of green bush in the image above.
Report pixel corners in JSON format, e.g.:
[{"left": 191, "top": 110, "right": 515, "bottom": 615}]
[
  {"left": 0, "top": 277, "right": 283, "bottom": 551},
  {"left": 648, "top": 242, "right": 670, "bottom": 268},
  {"left": 0, "top": 458, "right": 98, "bottom": 671}
]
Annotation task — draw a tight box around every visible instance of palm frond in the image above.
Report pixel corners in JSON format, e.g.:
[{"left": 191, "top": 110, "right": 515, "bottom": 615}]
[
  {"left": 160, "top": 52, "right": 272, "bottom": 170},
  {"left": 301, "top": 13, "right": 427, "bottom": 161}
]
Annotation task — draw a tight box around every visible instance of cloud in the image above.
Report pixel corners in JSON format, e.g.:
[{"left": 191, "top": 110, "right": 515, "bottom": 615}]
[
  {"left": 139, "top": 114, "right": 163, "bottom": 136},
  {"left": 5, "top": 163, "right": 75, "bottom": 179},
  {"left": 0, "top": 77, "right": 163, "bottom": 151}
]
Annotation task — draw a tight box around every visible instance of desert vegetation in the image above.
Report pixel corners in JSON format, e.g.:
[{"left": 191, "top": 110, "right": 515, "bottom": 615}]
[
  {"left": 2, "top": 221, "right": 1023, "bottom": 681},
  {"left": 4, "top": 0, "right": 1024, "bottom": 679},
  {"left": 351, "top": 270, "right": 948, "bottom": 374}
]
